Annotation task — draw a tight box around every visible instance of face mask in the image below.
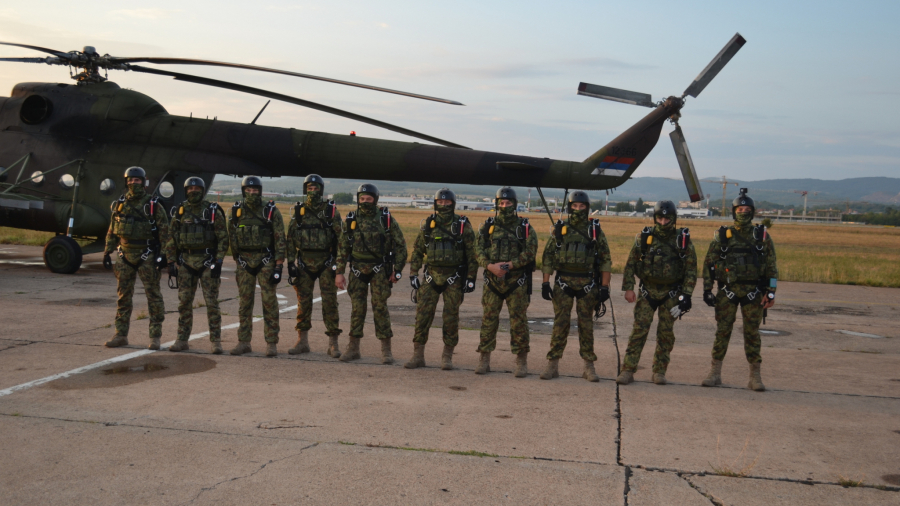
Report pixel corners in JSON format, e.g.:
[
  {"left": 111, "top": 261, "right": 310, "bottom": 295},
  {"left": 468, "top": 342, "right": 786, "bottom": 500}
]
[
  {"left": 306, "top": 190, "right": 323, "bottom": 204},
  {"left": 436, "top": 204, "right": 454, "bottom": 216},
  {"left": 244, "top": 193, "right": 262, "bottom": 207},
  {"left": 126, "top": 183, "right": 145, "bottom": 198},
  {"left": 359, "top": 202, "right": 377, "bottom": 215},
  {"left": 186, "top": 191, "right": 203, "bottom": 204},
  {"left": 569, "top": 209, "right": 588, "bottom": 223},
  {"left": 735, "top": 212, "right": 753, "bottom": 227},
  {"left": 497, "top": 206, "right": 516, "bottom": 220},
  {"left": 654, "top": 218, "right": 676, "bottom": 233}
]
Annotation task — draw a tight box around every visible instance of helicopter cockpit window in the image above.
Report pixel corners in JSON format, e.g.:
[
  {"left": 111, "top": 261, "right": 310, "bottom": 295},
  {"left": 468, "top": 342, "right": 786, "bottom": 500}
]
[
  {"left": 30, "top": 171, "right": 44, "bottom": 186},
  {"left": 20, "top": 95, "right": 53, "bottom": 125},
  {"left": 158, "top": 181, "right": 175, "bottom": 198},
  {"left": 59, "top": 174, "right": 75, "bottom": 190},
  {"left": 100, "top": 178, "right": 115, "bottom": 195}
]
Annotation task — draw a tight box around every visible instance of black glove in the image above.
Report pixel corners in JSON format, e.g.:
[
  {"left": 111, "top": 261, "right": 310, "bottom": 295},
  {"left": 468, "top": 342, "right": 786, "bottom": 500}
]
[
  {"left": 703, "top": 290, "right": 716, "bottom": 307},
  {"left": 464, "top": 278, "right": 476, "bottom": 293},
  {"left": 410, "top": 275, "right": 421, "bottom": 290},
  {"left": 270, "top": 264, "right": 283, "bottom": 285},
  {"left": 102, "top": 253, "right": 113, "bottom": 270},
  {"left": 670, "top": 295, "right": 692, "bottom": 319},
  {"left": 287, "top": 262, "right": 300, "bottom": 279},
  {"left": 210, "top": 259, "right": 223, "bottom": 279},
  {"left": 168, "top": 263, "right": 178, "bottom": 278},
  {"left": 541, "top": 282, "right": 553, "bottom": 301},
  {"left": 597, "top": 285, "right": 610, "bottom": 303}
]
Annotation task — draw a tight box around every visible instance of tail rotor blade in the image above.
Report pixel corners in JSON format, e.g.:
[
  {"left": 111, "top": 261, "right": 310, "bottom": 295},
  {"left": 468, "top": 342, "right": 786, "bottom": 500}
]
[
  {"left": 578, "top": 82, "right": 655, "bottom": 108},
  {"left": 682, "top": 33, "right": 746, "bottom": 98},
  {"left": 670, "top": 125, "right": 704, "bottom": 202}
]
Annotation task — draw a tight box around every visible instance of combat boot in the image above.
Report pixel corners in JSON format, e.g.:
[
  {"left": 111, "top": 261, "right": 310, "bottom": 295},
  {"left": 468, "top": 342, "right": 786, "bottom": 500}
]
[
  {"left": 748, "top": 362, "right": 765, "bottom": 391},
  {"left": 230, "top": 341, "right": 252, "bottom": 356},
  {"left": 210, "top": 340, "right": 223, "bottom": 355},
  {"left": 539, "top": 358, "right": 559, "bottom": 380},
  {"left": 440, "top": 345, "right": 454, "bottom": 370},
  {"left": 582, "top": 360, "right": 600, "bottom": 382},
  {"left": 652, "top": 372, "right": 667, "bottom": 385},
  {"left": 339, "top": 337, "right": 361, "bottom": 362},
  {"left": 327, "top": 335, "right": 342, "bottom": 359},
  {"left": 404, "top": 342, "right": 426, "bottom": 369},
  {"left": 266, "top": 342, "right": 278, "bottom": 357},
  {"left": 288, "top": 330, "right": 310, "bottom": 355},
  {"left": 148, "top": 338, "right": 160, "bottom": 351},
  {"left": 474, "top": 352, "right": 491, "bottom": 374},
  {"left": 169, "top": 340, "right": 189, "bottom": 352},
  {"left": 701, "top": 359, "right": 723, "bottom": 387},
  {"left": 616, "top": 369, "right": 634, "bottom": 385},
  {"left": 513, "top": 352, "right": 528, "bottom": 378},
  {"left": 380, "top": 338, "right": 394, "bottom": 365},
  {"left": 105, "top": 335, "right": 128, "bottom": 348}
]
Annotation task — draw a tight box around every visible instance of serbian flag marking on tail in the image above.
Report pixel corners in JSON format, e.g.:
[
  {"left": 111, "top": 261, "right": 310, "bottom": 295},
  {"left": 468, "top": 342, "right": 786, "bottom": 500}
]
[{"left": 597, "top": 156, "right": 634, "bottom": 177}]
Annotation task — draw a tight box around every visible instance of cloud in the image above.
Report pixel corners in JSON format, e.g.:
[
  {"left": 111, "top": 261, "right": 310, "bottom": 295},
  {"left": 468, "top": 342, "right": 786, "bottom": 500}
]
[
  {"left": 377, "top": 22, "right": 389, "bottom": 29},
  {"left": 109, "top": 9, "right": 182, "bottom": 20}
]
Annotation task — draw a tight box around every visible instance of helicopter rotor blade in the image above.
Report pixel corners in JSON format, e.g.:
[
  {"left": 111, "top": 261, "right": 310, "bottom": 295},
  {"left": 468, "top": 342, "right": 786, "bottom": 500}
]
[
  {"left": 113, "top": 57, "right": 463, "bottom": 106},
  {"left": 0, "top": 57, "right": 49, "bottom": 63},
  {"left": 577, "top": 82, "right": 655, "bottom": 108},
  {"left": 126, "top": 65, "right": 470, "bottom": 150},
  {"left": 682, "top": 33, "right": 746, "bottom": 98},
  {"left": 669, "top": 125, "right": 704, "bottom": 202},
  {"left": 0, "top": 41, "right": 70, "bottom": 58}
]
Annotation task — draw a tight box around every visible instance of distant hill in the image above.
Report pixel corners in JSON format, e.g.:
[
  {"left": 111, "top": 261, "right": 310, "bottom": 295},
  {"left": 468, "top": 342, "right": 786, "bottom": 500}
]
[{"left": 211, "top": 176, "right": 900, "bottom": 208}]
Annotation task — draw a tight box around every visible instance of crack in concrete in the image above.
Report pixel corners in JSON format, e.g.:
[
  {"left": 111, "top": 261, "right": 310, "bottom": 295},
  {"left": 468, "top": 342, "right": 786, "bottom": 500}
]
[
  {"left": 680, "top": 474, "right": 723, "bottom": 505},
  {"left": 181, "top": 442, "right": 319, "bottom": 505},
  {"left": 623, "top": 465, "right": 632, "bottom": 506}
]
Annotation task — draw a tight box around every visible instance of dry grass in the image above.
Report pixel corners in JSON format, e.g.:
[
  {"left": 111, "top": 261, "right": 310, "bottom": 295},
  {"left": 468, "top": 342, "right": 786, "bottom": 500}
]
[
  {"left": 837, "top": 473, "right": 866, "bottom": 487},
  {"left": 709, "top": 434, "right": 761, "bottom": 478},
  {"left": 0, "top": 227, "right": 56, "bottom": 247}
]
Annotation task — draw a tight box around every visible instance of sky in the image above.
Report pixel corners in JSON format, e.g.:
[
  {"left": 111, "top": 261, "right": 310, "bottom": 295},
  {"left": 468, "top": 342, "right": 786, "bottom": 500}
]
[{"left": 1, "top": 0, "right": 898, "bottom": 187}]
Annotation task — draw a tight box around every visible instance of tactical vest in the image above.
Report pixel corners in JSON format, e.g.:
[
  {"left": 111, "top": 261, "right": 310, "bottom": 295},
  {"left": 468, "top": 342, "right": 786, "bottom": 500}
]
[
  {"left": 423, "top": 214, "right": 468, "bottom": 268},
  {"left": 172, "top": 201, "right": 220, "bottom": 250},
  {"left": 293, "top": 201, "right": 337, "bottom": 254},
  {"left": 231, "top": 201, "right": 276, "bottom": 251},
  {"left": 345, "top": 208, "right": 392, "bottom": 263},
  {"left": 110, "top": 194, "right": 158, "bottom": 242},
  {"left": 637, "top": 227, "right": 690, "bottom": 284},
  {"left": 481, "top": 217, "right": 529, "bottom": 263},
  {"left": 554, "top": 219, "right": 602, "bottom": 274},
  {"left": 713, "top": 225, "right": 768, "bottom": 285}
]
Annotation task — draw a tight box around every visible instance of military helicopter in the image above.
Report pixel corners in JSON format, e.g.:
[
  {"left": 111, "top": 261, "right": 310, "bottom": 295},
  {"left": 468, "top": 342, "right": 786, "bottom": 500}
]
[{"left": 0, "top": 34, "right": 745, "bottom": 274}]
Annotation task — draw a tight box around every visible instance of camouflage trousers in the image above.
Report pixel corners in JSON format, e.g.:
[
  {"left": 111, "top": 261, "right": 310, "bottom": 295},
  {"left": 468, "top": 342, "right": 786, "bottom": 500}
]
[
  {"left": 477, "top": 281, "right": 530, "bottom": 355},
  {"left": 623, "top": 295, "right": 678, "bottom": 374},
  {"left": 347, "top": 270, "right": 393, "bottom": 340},
  {"left": 413, "top": 279, "right": 464, "bottom": 347},
  {"left": 712, "top": 290, "right": 763, "bottom": 364},
  {"left": 293, "top": 268, "right": 341, "bottom": 336},
  {"left": 236, "top": 262, "right": 280, "bottom": 343},
  {"left": 175, "top": 262, "right": 221, "bottom": 341},
  {"left": 548, "top": 283, "right": 598, "bottom": 361},
  {"left": 113, "top": 252, "right": 164, "bottom": 338}
]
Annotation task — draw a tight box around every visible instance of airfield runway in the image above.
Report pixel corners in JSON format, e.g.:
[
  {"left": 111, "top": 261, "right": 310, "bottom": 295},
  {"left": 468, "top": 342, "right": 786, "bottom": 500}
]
[{"left": 0, "top": 244, "right": 898, "bottom": 505}]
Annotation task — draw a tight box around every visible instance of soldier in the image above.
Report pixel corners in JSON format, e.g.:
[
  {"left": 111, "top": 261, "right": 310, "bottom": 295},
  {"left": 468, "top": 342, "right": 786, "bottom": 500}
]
[
  {"left": 616, "top": 201, "right": 697, "bottom": 385},
  {"left": 474, "top": 187, "right": 537, "bottom": 377},
  {"left": 406, "top": 188, "right": 478, "bottom": 370},
  {"left": 227, "top": 176, "right": 286, "bottom": 357},
  {"left": 539, "top": 191, "right": 611, "bottom": 382},
  {"left": 700, "top": 188, "right": 777, "bottom": 391},
  {"left": 102, "top": 166, "right": 169, "bottom": 349},
  {"left": 164, "top": 177, "right": 229, "bottom": 354},
  {"left": 286, "top": 174, "right": 344, "bottom": 358},
  {"left": 334, "top": 184, "right": 407, "bottom": 364}
]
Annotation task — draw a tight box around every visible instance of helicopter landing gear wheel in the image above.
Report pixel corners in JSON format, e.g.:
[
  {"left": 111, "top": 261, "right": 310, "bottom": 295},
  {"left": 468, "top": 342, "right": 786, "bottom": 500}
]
[{"left": 43, "top": 236, "right": 83, "bottom": 274}]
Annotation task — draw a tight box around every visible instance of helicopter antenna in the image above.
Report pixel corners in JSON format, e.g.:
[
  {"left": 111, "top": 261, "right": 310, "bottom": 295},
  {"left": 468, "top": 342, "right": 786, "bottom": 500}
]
[{"left": 250, "top": 100, "right": 271, "bottom": 125}]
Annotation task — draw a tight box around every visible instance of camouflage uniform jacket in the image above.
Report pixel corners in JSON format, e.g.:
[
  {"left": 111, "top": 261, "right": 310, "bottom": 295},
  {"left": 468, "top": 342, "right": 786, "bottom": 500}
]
[
  {"left": 541, "top": 218, "right": 612, "bottom": 288},
  {"left": 476, "top": 215, "right": 537, "bottom": 288},
  {"left": 105, "top": 192, "right": 169, "bottom": 256},
  {"left": 409, "top": 212, "right": 478, "bottom": 285},
  {"left": 622, "top": 224, "right": 698, "bottom": 299},
  {"left": 228, "top": 201, "right": 286, "bottom": 267},
  {"left": 164, "top": 199, "right": 229, "bottom": 270},
  {"left": 336, "top": 207, "right": 407, "bottom": 276},
  {"left": 286, "top": 199, "right": 343, "bottom": 272},
  {"left": 702, "top": 222, "right": 777, "bottom": 297}
]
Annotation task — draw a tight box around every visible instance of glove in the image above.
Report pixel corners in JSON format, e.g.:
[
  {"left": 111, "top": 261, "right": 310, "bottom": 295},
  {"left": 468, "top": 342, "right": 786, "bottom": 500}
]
[
  {"left": 597, "top": 285, "right": 610, "bottom": 303},
  {"left": 464, "top": 278, "right": 476, "bottom": 293},
  {"left": 102, "top": 253, "right": 112, "bottom": 270},
  {"left": 410, "top": 275, "right": 421, "bottom": 290},
  {"left": 210, "top": 259, "right": 222, "bottom": 279},
  {"left": 270, "top": 264, "right": 283, "bottom": 285},
  {"left": 541, "top": 282, "right": 553, "bottom": 301},
  {"left": 168, "top": 263, "right": 178, "bottom": 278},
  {"left": 703, "top": 290, "right": 716, "bottom": 307},
  {"left": 670, "top": 294, "right": 692, "bottom": 319},
  {"left": 287, "top": 262, "right": 300, "bottom": 279}
]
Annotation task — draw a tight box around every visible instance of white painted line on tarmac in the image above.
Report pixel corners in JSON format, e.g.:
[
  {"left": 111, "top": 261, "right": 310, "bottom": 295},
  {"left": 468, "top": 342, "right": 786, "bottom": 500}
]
[
  {"left": 834, "top": 329, "right": 885, "bottom": 339},
  {"left": 0, "top": 290, "right": 348, "bottom": 398}
]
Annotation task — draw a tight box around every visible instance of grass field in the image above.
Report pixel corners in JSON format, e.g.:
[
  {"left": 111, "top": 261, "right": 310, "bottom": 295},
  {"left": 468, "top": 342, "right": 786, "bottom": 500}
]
[{"left": 5, "top": 206, "right": 900, "bottom": 287}]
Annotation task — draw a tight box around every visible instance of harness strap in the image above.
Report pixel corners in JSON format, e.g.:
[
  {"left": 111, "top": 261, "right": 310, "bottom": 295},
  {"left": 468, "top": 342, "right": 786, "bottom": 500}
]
[
  {"left": 485, "top": 271, "right": 528, "bottom": 300},
  {"left": 555, "top": 273, "right": 595, "bottom": 299},
  {"left": 639, "top": 283, "right": 681, "bottom": 310}
]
